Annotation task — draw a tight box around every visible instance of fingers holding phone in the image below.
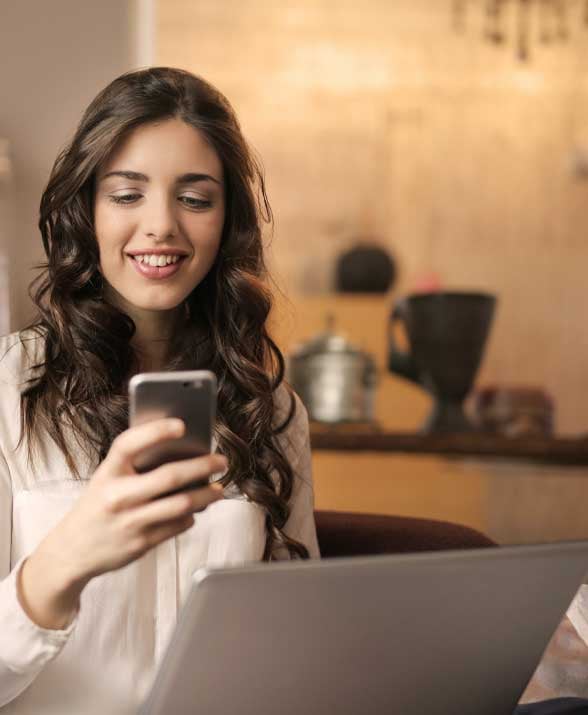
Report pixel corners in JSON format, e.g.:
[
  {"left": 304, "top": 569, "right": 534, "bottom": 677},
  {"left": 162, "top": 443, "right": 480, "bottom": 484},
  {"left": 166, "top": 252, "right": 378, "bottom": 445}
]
[
  {"left": 104, "top": 416, "right": 186, "bottom": 474},
  {"left": 125, "top": 458, "right": 227, "bottom": 531},
  {"left": 98, "top": 413, "right": 227, "bottom": 531},
  {"left": 113, "top": 450, "right": 228, "bottom": 511},
  {"left": 30, "top": 414, "right": 226, "bottom": 594},
  {"left": 92, "top": 371, "right": 223, "bottom": 564}
]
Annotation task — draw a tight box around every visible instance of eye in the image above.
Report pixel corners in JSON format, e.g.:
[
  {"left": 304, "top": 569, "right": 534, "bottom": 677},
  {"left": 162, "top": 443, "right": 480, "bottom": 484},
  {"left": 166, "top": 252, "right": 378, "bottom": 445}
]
[
  {"left": 108, "top": 193, "right": 142, "bottom": 205},
  {"left": 180, "top": 195, "right": 212, "bottom": 210}
]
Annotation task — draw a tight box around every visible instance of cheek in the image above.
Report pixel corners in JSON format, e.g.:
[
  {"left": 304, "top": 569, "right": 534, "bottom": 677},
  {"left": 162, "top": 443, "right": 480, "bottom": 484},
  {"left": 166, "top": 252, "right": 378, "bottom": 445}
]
[
  {"left": 189, "top": 212, "right": 224, "bottom": 254},
  {"left": 93, "top": 201, "right": 111, "bottom": 240},
  {"left": 94, "top": 207, "right": 131, "bottom": 260}
]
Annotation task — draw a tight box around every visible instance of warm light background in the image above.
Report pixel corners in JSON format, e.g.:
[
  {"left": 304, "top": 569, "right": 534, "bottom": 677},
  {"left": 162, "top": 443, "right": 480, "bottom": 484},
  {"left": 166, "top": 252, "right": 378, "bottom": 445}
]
[
  {"left": 158, "top": 0, "right": 588, "bottom": 436},
  {"left": 156, "top": 0, "right": 588, "bottom": 543}
]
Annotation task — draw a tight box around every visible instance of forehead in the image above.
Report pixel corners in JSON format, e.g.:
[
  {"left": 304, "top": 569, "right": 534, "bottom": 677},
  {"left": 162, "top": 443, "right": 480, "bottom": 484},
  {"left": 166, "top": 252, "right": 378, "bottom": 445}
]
[{"left": 98, "top": 118, "right": 223, "bottom": 180}]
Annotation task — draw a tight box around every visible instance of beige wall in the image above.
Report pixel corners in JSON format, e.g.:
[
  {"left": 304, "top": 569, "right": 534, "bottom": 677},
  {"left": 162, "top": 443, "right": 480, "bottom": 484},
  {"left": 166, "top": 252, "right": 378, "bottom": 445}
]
[
  {"left": 157, "top": 0, "right": 588, "bottom": 435},
  {"left": 0, "top": 0, "right": 140, "bottom": 330}
]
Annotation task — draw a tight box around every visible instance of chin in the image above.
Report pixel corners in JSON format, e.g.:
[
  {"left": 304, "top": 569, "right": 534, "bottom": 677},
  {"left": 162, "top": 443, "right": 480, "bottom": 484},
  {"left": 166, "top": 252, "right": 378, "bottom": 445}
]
[
  {"left": 137, "top": 299, "right": 187, "bottom": 313},
  {"left": 117, "top": 290, "right": 188, "bottom": 314}
]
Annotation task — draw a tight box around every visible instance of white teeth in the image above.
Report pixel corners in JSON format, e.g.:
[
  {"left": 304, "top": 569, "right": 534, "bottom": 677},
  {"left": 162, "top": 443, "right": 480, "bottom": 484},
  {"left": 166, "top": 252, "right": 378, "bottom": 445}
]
[{"left": 131, "top": 254, "right": 183, "bottom": 266}]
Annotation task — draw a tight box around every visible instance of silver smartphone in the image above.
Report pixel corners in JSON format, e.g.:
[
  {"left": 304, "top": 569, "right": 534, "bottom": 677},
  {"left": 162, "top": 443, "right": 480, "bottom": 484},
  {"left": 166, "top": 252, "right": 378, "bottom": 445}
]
[{"left": 128, "top": 371, "right": 217, "bottom": 496}]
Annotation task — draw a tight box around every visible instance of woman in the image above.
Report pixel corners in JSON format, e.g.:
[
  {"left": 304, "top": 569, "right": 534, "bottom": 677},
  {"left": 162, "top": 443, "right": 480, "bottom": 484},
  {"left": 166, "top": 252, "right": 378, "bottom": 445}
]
[{"left": 0, "top": 67, "right": 319, "bottom": 714}]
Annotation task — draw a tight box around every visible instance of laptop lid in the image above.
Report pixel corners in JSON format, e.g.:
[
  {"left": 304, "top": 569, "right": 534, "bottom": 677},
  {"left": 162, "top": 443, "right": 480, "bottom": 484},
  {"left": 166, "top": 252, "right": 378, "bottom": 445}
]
[{"left": 141, "top": 541, "right": 588, "bottom": 715}]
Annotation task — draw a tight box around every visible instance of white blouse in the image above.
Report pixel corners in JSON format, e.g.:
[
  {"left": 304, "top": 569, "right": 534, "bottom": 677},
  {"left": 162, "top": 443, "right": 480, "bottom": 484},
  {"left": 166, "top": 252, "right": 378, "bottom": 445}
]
[{"left": 0, "top": 332, "right": 320, "bottom": 714}]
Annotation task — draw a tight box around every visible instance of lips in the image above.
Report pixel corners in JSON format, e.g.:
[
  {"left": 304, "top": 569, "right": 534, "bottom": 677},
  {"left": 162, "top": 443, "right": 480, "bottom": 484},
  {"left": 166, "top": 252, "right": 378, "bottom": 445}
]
[{"left": 127, "top": 254, "right": 186, "bottom": 280}]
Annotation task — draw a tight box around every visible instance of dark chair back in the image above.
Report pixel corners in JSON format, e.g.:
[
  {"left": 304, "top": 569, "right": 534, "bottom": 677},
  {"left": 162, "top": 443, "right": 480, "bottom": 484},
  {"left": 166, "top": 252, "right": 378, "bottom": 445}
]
[{"left": 314, "top": 510, "right": 496, "bottom": 558}]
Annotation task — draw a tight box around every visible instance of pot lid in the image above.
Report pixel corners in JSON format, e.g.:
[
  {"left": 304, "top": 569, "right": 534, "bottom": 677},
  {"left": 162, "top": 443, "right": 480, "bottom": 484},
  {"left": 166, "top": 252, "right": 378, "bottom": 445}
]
[{"left": 291, "top": 314, "right": 370, "bottom": 358}]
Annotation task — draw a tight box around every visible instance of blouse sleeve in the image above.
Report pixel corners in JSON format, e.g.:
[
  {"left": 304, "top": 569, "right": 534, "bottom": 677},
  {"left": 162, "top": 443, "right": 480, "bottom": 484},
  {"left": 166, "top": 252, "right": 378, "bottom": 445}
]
[
  {"left": 272, "top": 389, "right": 320, "bottom": 560},
  {"left": 0, "top": 446, "right": 78, "bottom": 707}
]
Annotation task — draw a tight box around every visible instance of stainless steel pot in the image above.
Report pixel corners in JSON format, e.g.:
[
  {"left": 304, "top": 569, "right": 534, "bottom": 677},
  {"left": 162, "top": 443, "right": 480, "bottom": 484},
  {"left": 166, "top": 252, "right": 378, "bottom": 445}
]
[{"left": 287, "top": 319, "right": 378, "bottom": 424}]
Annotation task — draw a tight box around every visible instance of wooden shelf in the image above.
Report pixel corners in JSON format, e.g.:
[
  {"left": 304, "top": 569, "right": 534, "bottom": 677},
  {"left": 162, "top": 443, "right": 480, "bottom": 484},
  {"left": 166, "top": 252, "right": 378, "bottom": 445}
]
[{"left": 309, "top": 424, "right": 588, "bottom": 466}]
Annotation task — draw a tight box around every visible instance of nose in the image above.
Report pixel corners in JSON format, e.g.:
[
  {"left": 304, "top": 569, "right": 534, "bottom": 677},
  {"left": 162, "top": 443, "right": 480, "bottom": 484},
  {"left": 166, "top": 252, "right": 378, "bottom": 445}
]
[{"left": 141, "top": 193, "right": 178, "bottom": 242}]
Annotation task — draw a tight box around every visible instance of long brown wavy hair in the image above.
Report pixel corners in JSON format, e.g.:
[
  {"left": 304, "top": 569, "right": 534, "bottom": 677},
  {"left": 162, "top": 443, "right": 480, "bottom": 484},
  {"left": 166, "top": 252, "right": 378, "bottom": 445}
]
[{"left": 20, "top": 66, "right": 308, "bottom": 560}]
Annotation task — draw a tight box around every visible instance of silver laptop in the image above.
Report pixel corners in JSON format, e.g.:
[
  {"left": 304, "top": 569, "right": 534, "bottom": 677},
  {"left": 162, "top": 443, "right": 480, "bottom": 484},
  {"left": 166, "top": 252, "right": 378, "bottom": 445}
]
[{"left": 141, "top": 542, "right": 588, "bottom": 715}]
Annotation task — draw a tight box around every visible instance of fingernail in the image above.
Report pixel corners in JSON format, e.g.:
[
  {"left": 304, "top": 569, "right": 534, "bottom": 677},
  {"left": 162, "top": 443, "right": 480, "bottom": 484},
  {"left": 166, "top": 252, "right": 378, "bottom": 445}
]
[{"left": 169, "top": 419, "right": 185, "bottom": 434}]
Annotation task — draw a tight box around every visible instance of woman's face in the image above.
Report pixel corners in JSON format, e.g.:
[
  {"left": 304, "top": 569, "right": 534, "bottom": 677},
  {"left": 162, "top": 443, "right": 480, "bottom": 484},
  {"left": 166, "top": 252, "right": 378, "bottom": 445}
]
[{"left": 94, "top": 118, "right": 225, "bottom": 317}]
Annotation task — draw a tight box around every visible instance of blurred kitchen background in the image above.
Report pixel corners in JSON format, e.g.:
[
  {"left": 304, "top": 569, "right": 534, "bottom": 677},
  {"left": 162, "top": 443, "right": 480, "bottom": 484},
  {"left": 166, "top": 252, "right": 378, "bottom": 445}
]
[{"left": 2, "top": 0, "right": 588, "bottom": 545}]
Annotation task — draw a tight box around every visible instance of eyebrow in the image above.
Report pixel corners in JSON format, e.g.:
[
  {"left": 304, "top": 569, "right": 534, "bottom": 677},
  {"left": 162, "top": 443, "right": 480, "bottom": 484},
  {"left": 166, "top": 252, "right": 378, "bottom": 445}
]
[{"left": 100, "top": 170, "right": 221, "bottom": 185}]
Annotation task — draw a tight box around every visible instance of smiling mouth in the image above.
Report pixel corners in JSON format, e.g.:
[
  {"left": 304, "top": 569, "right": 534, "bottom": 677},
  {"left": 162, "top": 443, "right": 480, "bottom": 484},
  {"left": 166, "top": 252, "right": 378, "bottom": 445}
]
[{"left": 127, "top": 253, "right": 187, "bottom": 280}]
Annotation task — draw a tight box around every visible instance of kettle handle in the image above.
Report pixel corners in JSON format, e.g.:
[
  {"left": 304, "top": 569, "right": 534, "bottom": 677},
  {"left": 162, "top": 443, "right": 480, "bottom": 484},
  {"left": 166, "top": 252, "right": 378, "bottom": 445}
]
[{"left": 388, "top": 298, "right": 421, "bottom": 385}]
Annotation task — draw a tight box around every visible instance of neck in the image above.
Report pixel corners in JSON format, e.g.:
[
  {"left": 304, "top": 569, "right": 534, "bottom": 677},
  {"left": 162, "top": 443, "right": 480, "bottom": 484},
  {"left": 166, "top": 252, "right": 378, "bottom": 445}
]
[
  {"left": 132, "top": 308, "right": 185, "bottom": 372},
  {"left": 104, "top": 286, "right": 185, "bottom": 373}
]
